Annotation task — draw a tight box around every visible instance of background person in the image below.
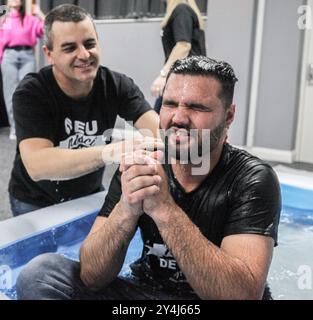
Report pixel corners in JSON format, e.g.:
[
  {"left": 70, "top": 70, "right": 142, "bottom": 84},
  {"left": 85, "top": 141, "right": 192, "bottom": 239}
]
[
  {"left": 8, "top": 4, "right": 160, "bottom": 216},
  {"left": 0, "top": 66, "right": 9, "bottom": 128},
  {"left": 0, "top": 0, "right": 45, "bottom": 140},
  {"left": 150, "top": 0, "right": 206, "bottom": 113},
  {"left": 16, "top": 56, "right": 281, "bottom": 300}
]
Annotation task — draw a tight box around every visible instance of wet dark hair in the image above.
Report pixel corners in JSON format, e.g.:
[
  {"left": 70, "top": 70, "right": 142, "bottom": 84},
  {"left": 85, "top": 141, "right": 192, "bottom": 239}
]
[
  {"left": 167, "top": 56, "right": 238, "bottom": 109},
  {"left": 44, "top": 4, "right": 96, "bottom": 50}
]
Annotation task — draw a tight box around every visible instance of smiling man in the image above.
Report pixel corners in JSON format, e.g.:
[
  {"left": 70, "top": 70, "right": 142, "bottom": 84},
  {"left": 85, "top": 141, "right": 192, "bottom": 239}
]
[
  {"left": 8, "top": 4, "right": 159, "bottom": 216},
  {"left": 17, "top": 56, "right": 281, "bottom": 300}
]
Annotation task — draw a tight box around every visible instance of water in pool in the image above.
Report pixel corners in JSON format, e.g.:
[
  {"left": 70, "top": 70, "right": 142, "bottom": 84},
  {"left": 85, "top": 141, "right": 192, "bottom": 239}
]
[
  {"left": 268, "top": 184, "right": 313, "bottom": 300},
  {"left": 0, "top": 184, "right": 313, "bottom": 300}
]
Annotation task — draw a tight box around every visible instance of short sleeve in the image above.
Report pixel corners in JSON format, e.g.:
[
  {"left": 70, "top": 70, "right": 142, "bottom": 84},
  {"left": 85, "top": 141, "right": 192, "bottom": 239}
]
[
  {"left": 171, "top": 5, "right": 194, "bottom": 43},
  {"left": 98, "top": 169, "right": 122, "bottom": 217},
  {"left": 13, "top": 75, "right": 56, "bottom": 143},
  {"left": 116, "top": 74, "right": 152, "bottom": 124},
  {"left": 223, "top": 164, "right": 281, "bottom": 245}
]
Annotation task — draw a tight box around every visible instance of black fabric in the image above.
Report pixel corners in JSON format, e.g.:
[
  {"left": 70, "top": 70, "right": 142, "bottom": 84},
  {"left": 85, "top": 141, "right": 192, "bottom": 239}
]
[
  {"left": 98, "top": 143, "right": 281, "bottom": 297},
  {"left": 9, "top": 65, "right": 152, "bottom": 207},
  {"left": 162, "top": 3, "right": 206, "bottom": 61},
  {"left": 0, "top": 66, "right": 9, "bottom": 127},
  {"left": 6, "top": 46, "right": 33, "bottom": 51}
]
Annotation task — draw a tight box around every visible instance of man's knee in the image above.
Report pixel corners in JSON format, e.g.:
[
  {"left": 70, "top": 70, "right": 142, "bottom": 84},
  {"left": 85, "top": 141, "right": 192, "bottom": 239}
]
[{"left": 16, "top": 253, "right": 78, "bottom": 300}]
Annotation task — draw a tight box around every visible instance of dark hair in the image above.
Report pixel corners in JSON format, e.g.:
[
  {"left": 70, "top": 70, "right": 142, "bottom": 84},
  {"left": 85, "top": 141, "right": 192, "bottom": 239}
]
[
  {"left": 11, "top": 0, "right": 25, "bottom": 24},
  {"left": 167, "top": 56, "right": 238, "bottom": 109},
  {"left": 20, "top": 0, "right": 25, "bottom": 24},
  {"left": 44, "top": 4, "right": 95, "bottom": 50}
]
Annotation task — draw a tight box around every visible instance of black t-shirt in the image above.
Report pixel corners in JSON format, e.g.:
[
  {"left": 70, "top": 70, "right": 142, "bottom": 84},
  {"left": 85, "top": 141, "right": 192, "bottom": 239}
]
[
  {"left": 98, "top": 143, "right": 281, "bottom": 297},
  {"left": 9, "top": 65, "right": 152, "bottom": 207},
  {"left": 162, "top": 3, "right": 206, "bottom": 61}
]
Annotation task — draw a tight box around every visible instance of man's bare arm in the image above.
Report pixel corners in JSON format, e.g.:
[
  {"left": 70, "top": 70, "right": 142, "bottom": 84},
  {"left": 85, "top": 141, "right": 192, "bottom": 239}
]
[
  {"left": 134, "top": 110, "right": 160, "bottom": 138},
  {"left": 20, "top": 138, "right": 125, "bottom": 181},
  {"left": 79, "top": 203, "right": 139, "bottom": 290},
  {"left": 19, "top": 110, "right": 160, "bottom": 181},
  {"left": 136, "top": 159, "right": 274, "bottom": 300},
  {"left": 153, "top": 204, "right": 274, "bottom": 300},
  {"left": 79, "top": 152, "right": 161, "bottom": 290}
]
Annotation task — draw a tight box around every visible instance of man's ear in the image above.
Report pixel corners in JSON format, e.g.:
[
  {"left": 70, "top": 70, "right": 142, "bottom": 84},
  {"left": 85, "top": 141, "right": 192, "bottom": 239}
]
[
  {"left": 43, "top": 45, "right": 53, "bottom": 65},
  {"left": 225, "top": 104, "right": 235, "bottom": 129}
]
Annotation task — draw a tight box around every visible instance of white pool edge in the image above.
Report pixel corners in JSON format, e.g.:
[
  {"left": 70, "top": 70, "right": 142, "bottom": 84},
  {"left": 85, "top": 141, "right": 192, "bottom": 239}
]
[
  {"left": 274, "top": 165, "right": 313, "bottom": 191},
  {"left": 1, "top": 165, "right": 312, "bottom": 248},
  {"left": 0, "top": 191, "right": 106, "bottom": 248}
]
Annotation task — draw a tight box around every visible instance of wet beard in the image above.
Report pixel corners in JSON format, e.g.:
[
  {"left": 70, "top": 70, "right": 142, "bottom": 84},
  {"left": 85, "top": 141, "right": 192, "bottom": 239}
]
[
  {"left": 210, "top": 118, "right": 226, "bottom": 152},
  {"left": 161, "top": 119, "right": 226, "bottom": 163}
]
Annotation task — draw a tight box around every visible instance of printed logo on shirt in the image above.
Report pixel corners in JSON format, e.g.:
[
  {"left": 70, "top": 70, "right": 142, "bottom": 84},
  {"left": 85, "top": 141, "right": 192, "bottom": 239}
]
[
  {"left": 64, "top": 118, "right": 98, "bottom": 136},
  {"left": 60, "top": 118, "right": 102, "bottom": 149},
  {"left": 145, "top": 243, "right": 177, "bottom": 271},
  {"left": 144, "top": 243, "right": 188, "bottom": 285}
]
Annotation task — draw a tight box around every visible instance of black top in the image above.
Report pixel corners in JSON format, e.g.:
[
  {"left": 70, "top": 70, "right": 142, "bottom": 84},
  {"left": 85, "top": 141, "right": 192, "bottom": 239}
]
[
  {"left": 98, "top": 144, "right": 281, "bottom": 297},
  {"left": 162, "top": 3, "right": 206, "bottom": 61},
  {"left": 9, "top": 65, "right": 151, "bottom": 207},
  {"left": 0, "top": 66, "right": 9, "bottom": 127}
]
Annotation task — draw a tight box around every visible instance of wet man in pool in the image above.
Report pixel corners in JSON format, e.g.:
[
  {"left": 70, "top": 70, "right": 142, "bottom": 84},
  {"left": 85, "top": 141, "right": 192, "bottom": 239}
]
[{"left": 16, "top": 56, "right": 281, "bottom": 300}]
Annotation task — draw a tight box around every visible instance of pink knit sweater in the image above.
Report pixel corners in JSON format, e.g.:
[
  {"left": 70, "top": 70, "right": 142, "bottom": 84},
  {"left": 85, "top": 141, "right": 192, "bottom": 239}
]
[{"left": 0, "top": 11, "right": 44, "bottom": 63}]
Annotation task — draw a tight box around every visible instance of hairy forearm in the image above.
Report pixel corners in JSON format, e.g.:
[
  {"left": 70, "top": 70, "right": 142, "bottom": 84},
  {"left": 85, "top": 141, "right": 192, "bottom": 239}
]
[
  {"left": 25, "top": 110, "right": 159, "bottom": 182},
  {"left": 156, "top": 206, "right": 259, "bottom": 300},
  {"left": 80, "top": 202, "right": 139, "bottom": 290},
  {"left": 26, "top": 143, "right": 124, "bottom": 181}
]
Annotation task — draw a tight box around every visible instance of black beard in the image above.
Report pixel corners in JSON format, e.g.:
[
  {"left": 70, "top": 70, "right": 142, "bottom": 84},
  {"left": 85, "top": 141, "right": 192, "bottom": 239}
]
[
  {"left": 210, "top": 118, "right": 226, "bottom": 152},
  {"left": 160, "top": 119, "right": 226, "bottom": 164}
]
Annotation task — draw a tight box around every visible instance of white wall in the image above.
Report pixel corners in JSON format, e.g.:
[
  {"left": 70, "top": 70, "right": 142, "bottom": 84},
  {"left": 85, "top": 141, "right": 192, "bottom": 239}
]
[
  {"left": 39, "top": 0, "right": 305, "bottom": 160},
  {"left": 205, "top": 0, "right": 256, "bottom": 145},
  {"left": 96, "top": 19, "right": 164, "bottom": 107},
  {"left": 255, "top": 0, "right": 305, "bottom": 150}
]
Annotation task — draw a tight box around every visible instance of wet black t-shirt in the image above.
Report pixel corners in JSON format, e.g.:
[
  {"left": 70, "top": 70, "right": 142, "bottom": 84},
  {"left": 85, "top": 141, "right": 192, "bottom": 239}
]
[
  {"left": 162, "top": 4, "right": 206, "bottom": 61},
  {"left": 9, "top": 65, "right": 151, "bottom": 207},
  {"left": 98, "top": 144, "right": 281, "bottom": 297}
]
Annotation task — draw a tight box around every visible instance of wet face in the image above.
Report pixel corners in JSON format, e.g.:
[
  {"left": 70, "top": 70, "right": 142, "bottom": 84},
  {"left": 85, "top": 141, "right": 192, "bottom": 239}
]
[
  {"left": 44, "top": 17, "right": 100, "bottom": 88},
  {"left": 160, "top": 74, "right": 235, "bottom": 161}
]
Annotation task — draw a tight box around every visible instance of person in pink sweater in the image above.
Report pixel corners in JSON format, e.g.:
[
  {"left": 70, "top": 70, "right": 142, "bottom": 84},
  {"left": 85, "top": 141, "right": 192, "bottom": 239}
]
[{"left": 0, "top": 0, "right": 44, "bottom": 139}]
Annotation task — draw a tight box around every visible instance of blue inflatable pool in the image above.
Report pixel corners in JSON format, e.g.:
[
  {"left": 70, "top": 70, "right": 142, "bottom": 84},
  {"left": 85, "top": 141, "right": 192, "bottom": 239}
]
[{"left": 1, "top": 180, "right": 313, "bottom": 300}]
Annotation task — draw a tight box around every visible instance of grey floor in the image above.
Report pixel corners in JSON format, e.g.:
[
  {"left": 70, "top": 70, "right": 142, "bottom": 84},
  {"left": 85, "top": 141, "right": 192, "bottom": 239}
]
[{"left": 0, "top": 125, "right": 313, "bottom": 221}]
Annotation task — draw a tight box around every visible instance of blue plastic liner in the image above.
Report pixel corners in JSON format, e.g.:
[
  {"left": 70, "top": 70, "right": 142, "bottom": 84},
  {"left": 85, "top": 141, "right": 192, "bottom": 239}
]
[{"left": 1, "top": 184, "right": 313, "bottom": 299}]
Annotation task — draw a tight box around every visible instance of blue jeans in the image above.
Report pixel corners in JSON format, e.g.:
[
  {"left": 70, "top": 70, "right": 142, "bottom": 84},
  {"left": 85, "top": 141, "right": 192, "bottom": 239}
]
[
  {"left": 1, "top": 48, "right": 35, "bottom": 135},
  {"left": 9, "top": 195, "right": 43, "bottom": 217},
  {"left": 16, "top": 253, "right": 196, "bottom": 300},
  {"left": 9, "top": 185, "right": 105, "bottom": 217}
]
